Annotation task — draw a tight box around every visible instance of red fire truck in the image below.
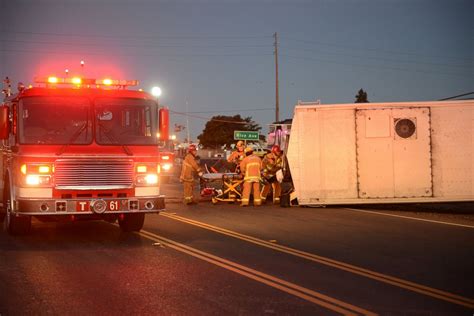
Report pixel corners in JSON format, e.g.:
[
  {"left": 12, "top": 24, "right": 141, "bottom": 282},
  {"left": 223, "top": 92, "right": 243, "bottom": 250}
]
[{"left": 0, "top": 76, "right": 165, "bottom": 235}]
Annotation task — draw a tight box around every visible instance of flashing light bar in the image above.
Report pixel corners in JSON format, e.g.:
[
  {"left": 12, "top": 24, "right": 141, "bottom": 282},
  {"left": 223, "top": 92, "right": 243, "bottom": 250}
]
[
  {"left": 102, "top": 78, "right": 113, "bottom": 85},
  {"left": 34, "top": 77, "right": 139, "bottom": 87},
  {"left": 71, "top": 77, "right": 82, "bottom": 85}
]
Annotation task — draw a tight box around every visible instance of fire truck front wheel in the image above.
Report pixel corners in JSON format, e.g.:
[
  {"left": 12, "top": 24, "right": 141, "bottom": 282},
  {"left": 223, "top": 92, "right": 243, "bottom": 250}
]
[
  {"left": 3, "top": 182, "right": 32, "bottom": 235},
  {"left": 0, "top": 185, "right": 6, "bottom": 223},
  {"left": 118, "top": 213, "right": 145, "bottom": 232},
  {"left": 5, "top": 212, "right": 31, "bottom": 235}
]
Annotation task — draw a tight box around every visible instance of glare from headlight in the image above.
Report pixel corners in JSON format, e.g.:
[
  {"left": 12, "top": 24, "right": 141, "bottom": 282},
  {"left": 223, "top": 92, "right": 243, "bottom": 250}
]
[
  {"left": 25, "top": 175, "right": 50, "bottom": 186},
  {"left": 26, "top": 175, "right": 40, "bottom": 185},
  {"left": 145, "top": 174, "right": 158, "bottom": 185}
]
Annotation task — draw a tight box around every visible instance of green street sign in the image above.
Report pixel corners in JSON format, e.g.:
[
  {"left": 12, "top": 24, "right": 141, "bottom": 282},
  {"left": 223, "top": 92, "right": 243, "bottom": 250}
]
[{"left": 234, "top": 130, "right": 259, "bottom": 140}]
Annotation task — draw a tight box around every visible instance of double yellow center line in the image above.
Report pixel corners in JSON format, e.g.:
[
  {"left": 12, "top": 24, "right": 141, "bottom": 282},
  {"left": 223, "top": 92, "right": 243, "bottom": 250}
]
[
  {"left": 159, "top": 212, "right": 474, "bottom": 309},
  {"left": 139, "top": 229, "right": 376, "bottom": 316}
]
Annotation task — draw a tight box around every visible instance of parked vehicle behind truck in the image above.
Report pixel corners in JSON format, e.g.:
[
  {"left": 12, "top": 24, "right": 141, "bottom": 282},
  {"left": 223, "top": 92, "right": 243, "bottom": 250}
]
[{"left": 0, "top": 75, "right": 165, "bottom": 235}]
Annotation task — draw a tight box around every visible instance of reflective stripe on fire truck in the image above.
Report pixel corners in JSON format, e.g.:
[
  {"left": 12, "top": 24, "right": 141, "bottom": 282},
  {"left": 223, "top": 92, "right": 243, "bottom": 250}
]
[
  {"left": 17, "top": 187, "right": 53, "bottom": 198},
  {"left": 135, "top": 186, "right": 159, "bottom": 197}
]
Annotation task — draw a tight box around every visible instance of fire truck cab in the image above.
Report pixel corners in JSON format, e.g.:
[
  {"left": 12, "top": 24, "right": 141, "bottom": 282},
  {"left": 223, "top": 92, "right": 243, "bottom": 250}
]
[{"left": 0, "top": 76, "right": 165, "bottom": 235}]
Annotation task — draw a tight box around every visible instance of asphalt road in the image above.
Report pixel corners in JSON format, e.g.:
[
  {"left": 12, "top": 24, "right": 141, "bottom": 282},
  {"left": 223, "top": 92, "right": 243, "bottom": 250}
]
[{"left": 1, "top": 181, "right": 473, "bottom": 315}]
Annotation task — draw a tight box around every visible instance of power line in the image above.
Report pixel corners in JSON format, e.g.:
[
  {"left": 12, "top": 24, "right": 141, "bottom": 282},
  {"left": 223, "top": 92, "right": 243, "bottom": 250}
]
[
  {"left": 281, "top": 54, "right": 473, "bottom": 78},
  {"left": 0, "top": 48, "right": 272, "bottom": 58},
  {"left": 2, "top": 30, "right": 272, "bottom": 40},
  {"left": 2, "top": 39, "right": 272, "bottom": 49},
  {"left": 187, "top": 108, "right": 273, "bottom": 114},
  {"left": 438, "top": 91, "right": 474, "bottom": 101},
  {"left": 169, "top": 109, "right": 259, "bottom": 125},
  {"left": 281, "top": 44, "right": 470, "bottom": 69},
  {"left": 283, "top": 36, "right": 473, "bottom": 62}
]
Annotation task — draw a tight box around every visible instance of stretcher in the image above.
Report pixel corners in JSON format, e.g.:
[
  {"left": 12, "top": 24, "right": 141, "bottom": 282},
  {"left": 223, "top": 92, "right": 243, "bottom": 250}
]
[{"left": 200, "top": 173, "right": 244, "bottom": 204}]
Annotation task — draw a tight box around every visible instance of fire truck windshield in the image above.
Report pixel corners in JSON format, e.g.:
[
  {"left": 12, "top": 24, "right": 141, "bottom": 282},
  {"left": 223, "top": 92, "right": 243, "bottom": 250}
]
[
  {"left": 19, "top": 96, "right": 92, "bottom": 145},
  {"left": 95, "top": 98, "right": 157, "bottom": 145},
  {"left": 19, "top": 96, "right": 158, "bottom": 146}
]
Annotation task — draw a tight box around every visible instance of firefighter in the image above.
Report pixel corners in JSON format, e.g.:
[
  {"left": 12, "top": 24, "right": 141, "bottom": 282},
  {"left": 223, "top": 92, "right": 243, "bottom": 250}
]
[
  {"left": 180, "top": 144, "right": 203, "bottom": 205},
  {"left": 227, "top": 140, "right": 245, "bottom": 172},
  {"left": 240, "top": 146, "right": 262, "bottom": 206},
  {"left": 260, "top": 144, "right": 284, "bottom": 204}
]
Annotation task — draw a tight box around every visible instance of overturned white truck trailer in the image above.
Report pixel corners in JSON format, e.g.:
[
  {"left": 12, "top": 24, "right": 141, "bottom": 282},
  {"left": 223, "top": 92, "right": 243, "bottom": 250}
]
[{"left": 286, "top": 100, "right": 473, "bottom": 205}]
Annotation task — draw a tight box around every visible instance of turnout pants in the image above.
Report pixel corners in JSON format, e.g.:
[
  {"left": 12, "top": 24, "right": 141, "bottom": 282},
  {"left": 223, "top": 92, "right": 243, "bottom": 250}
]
[
  {"left": 261, "top": 181, "right": 282, "bottom": 204},
  {"left": 241, "top": 181, "right": 261, "bottom": 206},
  {"left": 182, "top": 180, "right": 196, "bottom": 204}
]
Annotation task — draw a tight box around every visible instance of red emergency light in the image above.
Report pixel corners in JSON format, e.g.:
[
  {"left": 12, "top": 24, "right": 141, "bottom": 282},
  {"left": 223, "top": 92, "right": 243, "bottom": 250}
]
[{"left": 34, "top": 76, "right": 139, "bottom": 88}]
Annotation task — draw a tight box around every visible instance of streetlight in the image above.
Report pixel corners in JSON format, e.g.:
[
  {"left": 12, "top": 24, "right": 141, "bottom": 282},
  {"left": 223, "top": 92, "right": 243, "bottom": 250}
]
[{"left": 151, "top": 86, "right": 162, "bottom": 100}]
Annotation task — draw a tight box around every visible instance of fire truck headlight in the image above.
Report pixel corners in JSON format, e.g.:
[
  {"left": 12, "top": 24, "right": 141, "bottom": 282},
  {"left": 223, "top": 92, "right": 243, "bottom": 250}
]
[
  {"left": 21, "top": 163, "right": 53, "bottom": 187},
  {"left": 136, "top": 174, "right": 158, "bottom": 186},
  {"left": 26, "top": 175, "right": 51, "bottom": 186},
  {"left": 135, "top": 163, "right": 158, "bottom": 186},
  {"left": 145, "top": 174, "right": 158, "bottom": 184},
  {"left": 161, "top": 163, "right": 172, "bottom": 171}
]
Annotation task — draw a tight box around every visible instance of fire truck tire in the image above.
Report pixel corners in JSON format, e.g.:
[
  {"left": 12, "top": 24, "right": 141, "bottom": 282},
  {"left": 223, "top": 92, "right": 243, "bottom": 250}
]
[
  {"left": 5, "top": 212, "right": 31, "bottom": 235},
  {"left": 0, "top": 186, "right": 6, "bottom": 223},
  {"left": 3, "top": 183, "right": 31, "bottom": 235},
  {"left": 118, "top": 213, "right": 145, "bottom": 232}
]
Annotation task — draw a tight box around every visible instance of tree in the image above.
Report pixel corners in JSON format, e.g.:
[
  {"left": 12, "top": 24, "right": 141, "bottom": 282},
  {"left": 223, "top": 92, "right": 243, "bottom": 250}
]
[
  {"left": 355, "top": 89, "right": 369, "bottom": 103},
  {"left": 197, "top": 115, "right": 261, "bottom": 148}
]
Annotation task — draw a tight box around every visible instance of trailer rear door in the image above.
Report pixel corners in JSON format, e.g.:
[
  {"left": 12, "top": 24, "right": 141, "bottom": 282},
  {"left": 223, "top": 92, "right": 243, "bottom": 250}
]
[{"left": 356, "top": 107, "right": 432, "bottom": 198}]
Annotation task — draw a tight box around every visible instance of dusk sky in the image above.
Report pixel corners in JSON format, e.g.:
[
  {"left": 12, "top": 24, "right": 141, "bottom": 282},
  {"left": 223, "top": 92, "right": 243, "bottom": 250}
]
[{"left": 1, "top": 0, "right": 472, "bottom": 141}]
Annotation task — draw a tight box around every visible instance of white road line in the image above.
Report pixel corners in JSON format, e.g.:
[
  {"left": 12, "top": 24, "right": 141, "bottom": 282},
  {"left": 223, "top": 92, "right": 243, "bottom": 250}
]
[{"left": 343, "top": 208, "right": 474, "bottom": 229}]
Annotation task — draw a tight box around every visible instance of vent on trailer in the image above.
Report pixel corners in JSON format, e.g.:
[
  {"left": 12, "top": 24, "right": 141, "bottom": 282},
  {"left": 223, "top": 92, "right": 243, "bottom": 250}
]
[{"left": 394, "top": 118, "right": 417, "bottom": 139}]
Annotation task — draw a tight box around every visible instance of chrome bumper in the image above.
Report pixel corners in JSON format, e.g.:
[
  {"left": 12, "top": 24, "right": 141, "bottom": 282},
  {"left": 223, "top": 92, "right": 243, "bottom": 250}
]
[{"left": 15, "top": 196, "right": 165, "bottom": 216}]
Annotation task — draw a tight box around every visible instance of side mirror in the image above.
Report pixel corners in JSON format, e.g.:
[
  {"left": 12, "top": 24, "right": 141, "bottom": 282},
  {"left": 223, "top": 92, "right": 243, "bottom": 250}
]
[{"left": 0, "top": 105, "right": 9, "bottom": 139}]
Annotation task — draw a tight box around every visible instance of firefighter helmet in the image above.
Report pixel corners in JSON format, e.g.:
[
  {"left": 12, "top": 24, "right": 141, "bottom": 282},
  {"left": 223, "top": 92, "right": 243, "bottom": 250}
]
[
  {"left": 236, "top": 140, "right": 245, "bottom": 148},
  {"left": 188, "top": 144, "right": 197, "bottom": 152},
  {"left": 244, "top": 146, "right": 254, "bottom": 156},
  {"left": 271, "top": 144, "right": 282, "bottom": 154}
]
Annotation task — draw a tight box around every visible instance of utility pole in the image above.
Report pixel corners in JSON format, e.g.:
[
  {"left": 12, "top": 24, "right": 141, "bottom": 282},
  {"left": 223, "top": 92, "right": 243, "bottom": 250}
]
[
  {"left": 186, "top": 99, "right": 190, "bottom": 143},
  {"left": 274, "top": 32, "right": 280, "bottom": 122}
]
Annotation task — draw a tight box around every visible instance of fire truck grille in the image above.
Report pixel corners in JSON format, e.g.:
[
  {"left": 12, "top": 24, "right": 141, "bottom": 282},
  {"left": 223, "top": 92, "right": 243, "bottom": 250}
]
[{"left": 55, "top": 160, "right": 134, "bottom": 187}]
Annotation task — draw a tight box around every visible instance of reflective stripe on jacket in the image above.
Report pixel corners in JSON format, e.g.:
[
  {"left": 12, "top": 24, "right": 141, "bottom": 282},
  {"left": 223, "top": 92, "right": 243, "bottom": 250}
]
[
  {"left": 262, "top": 152, "right": 283, "bottom": 177},
  {"left": 180, "top": 153, "right": 202, "bottom": 182},
  {"left": 240, "top": 154, "right": 262, "bottom": 182},
  {"left": 227, "top": 150, "right": 245, "bottom": 163}
]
